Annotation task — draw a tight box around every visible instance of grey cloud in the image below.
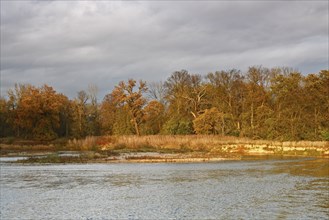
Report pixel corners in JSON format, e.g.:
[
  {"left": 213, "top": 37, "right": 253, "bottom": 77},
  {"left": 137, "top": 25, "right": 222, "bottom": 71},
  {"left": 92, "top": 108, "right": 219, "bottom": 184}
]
[{"left": 1, "top": 1, "right": 328, "bottom": 99}]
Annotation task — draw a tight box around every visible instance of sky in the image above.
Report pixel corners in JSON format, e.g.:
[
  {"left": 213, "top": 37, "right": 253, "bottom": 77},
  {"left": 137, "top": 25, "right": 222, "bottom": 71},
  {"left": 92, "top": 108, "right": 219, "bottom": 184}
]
[{"left": 1, "top": 1, "right": 328, "bottom": 99}]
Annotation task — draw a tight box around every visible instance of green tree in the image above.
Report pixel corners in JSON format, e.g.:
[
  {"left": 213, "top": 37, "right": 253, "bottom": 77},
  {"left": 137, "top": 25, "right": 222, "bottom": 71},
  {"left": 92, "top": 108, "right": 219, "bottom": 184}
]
[
  {"left": 112, "top": 107, "right": 135, "bottom": 135},
  {"left": 161, "top": 116, "right": 194, "bottom": 135}
]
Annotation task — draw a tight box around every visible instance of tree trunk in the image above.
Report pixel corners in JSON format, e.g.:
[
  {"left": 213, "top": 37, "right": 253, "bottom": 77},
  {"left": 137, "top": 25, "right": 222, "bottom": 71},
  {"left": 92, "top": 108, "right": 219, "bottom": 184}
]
[
  {"left": 133, "top": 118, "right": 140, "bottom": 136},
  {"left": 66, "top": 120, "right": 69, "bottom": 137},
  {"left": 251, "top": 102, "right": 254, "bottom": 135},
  {"left": 221, "top": 115, "right": 225, "bottom": 136}
]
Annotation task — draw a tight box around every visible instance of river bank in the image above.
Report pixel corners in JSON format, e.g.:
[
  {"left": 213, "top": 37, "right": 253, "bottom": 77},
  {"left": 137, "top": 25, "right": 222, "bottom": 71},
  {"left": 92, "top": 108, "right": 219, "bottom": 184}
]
[{"left": 1, "top": 135, "right": 328, "bottom": 163}]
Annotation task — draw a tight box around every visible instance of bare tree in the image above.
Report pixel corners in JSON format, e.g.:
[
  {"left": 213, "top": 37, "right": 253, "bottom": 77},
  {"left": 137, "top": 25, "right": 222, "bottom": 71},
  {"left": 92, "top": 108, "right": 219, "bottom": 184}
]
[
  {"left": 147, "top": 81, "right": 166, "bottom": 105},
  {"left": 88, "top": 84, "right": 98, "bottom": 106}
]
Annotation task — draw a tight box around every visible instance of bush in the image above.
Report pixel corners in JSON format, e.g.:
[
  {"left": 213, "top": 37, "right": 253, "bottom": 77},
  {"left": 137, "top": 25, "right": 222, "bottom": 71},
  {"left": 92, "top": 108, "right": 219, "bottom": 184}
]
[
  {"left": 320, "top": 129, "right": 329, "bottom": 141},
  {"left": 161, "top": 117, "right": 193, "bottom": 135}
]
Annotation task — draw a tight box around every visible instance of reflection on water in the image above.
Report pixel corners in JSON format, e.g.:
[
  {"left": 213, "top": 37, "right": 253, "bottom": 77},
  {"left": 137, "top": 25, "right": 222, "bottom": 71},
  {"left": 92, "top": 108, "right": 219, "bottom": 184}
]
[
  {"left": 273, "top": 158, "right": 329, "bottom": 177},
  {"left": 0, "top": 157, "right": 28, "bottom": 162},
  {"left": 1, "top": 157, "right": 328, "bottom": 219}
]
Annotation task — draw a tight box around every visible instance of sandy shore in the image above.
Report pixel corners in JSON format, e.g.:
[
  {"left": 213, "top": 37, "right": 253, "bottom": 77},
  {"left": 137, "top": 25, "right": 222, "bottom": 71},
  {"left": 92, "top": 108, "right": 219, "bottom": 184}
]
[{"left": 104, "top": 152, "right": 239, "bottom": 163}]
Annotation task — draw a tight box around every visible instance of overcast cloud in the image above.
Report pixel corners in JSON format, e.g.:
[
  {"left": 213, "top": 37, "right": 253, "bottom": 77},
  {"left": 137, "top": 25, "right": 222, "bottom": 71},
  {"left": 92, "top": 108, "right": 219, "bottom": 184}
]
[{"left": 1, "top": 1, "right": 328, "bottom": 99}]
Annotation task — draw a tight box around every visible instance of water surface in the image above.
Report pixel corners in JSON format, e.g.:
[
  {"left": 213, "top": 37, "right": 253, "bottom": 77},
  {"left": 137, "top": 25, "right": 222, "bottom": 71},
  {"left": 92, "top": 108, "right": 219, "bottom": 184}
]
[{"left": 1, "top": 157, "right": 328, "bottom": 219}]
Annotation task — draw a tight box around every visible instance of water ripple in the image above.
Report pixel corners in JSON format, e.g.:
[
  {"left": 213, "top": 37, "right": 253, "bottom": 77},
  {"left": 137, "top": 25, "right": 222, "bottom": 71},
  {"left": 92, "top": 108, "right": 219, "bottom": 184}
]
[{"left": 1, "top": 158, "right": 328, "bottom": 219}]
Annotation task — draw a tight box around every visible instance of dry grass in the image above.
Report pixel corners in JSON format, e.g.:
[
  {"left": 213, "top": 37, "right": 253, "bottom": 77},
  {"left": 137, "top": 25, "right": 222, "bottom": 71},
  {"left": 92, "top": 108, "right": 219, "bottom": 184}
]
[
  {"left": 98, "top": 135, "right": 329, "bottom": 151},
  {"left": 0, "top": 144, "right": 55, "bottom": 151},
  {"left": 2, "top": 135, "right": 328, "bottom": 157},
  {"left": 67, "top": 136, "right": 99, "bottom": 151}
]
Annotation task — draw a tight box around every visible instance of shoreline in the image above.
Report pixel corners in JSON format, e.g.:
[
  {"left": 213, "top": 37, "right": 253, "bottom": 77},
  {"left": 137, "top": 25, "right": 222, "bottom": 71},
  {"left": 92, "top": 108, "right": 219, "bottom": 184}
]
[
  {"left": 1, "top": 136, "right": 328, "bottom": 164},
  {"left": 1, "top": 152, "right": 241, "bottom": 164},
  {"left": 1, "top": 151, "right": 327, "bottom": 164}
]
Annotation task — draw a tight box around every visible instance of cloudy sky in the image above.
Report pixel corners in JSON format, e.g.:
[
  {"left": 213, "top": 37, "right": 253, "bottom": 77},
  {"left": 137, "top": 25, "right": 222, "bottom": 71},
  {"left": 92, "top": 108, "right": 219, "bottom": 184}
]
[{"left": 1, "top": 1, "right": 328, "bottom": 99}]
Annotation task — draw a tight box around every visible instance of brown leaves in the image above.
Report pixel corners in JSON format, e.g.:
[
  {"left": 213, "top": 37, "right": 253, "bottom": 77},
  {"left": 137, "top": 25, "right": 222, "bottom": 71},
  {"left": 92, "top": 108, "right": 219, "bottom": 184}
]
[
  {"left": 7, "top": 84, "right": 69, "bottom": 140},
  {"left": 193, "top": 107, "right": 224, "bottom": 135},
  {"left": 106, "top": 79, "right": 148, "bottom": 135}
]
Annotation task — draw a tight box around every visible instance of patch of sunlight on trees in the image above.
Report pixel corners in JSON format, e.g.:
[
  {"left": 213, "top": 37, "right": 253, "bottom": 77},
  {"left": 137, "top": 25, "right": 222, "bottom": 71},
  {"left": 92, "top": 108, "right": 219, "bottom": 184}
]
[{"left": 0, "top": 67, "right": 328, "bottom": 141}]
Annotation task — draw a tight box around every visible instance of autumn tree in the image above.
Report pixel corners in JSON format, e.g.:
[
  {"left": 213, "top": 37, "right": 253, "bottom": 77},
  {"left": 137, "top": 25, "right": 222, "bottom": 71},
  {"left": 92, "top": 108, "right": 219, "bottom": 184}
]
[
  {"left": 147, "top": 81, "right": 167, "bottom": 105},
  {"left": 318, "top": 70, "right": 329, "bottom": 140},
  {"left": 162, "top": 70, "right": 208, "bottom": 134},
  {"left": 100, "top": 92, "right": 134, "bottom": 135},
  {"left": 270, "top": 71, "right": 305, "bottom": 140},
  {"left": 0, "top": 97, "right": 13, "bottom": 137},
  {"left": 56, "top": 96, "right": 72, "bottom": 137},
  {"left": 142, "top": 100, "right": 165, "bottom": 134},
  {"left": 111, "top": 79, "right": 147, "bottom": 136},
  {"left": 193, "top": 107, "right": 224, "bottom": 135},
  {"left": 99, "top": 93, "right": 117, "bottom": 135},
  {"left": 86, "top": 84, "right": 100, "bottom": 136},
  {"left": 242, "top": 66, "right": 272, "bottom": 138},
  {"left": 0, "top": 98, "right": 6, "bottom": 137},
  {"left": 6, "top": 84, "right": 70, "bottom": 140},
  {"left": 71, "top": 90, "right": 89, "bottom": 137},
  {"left": 206, "top": 70, "right": 245, "bottom": 136},
  {"left": 164, "top": 70, "right": 192, "bottom": 117},
  {"left": 6, "top": 84, "right": 28, "bottom": 137},
  {"left": 2, "top": 67, "right": 328, "bottom": 141},
  {"left": 112, "top": 107, "right": 135, "bottom": 135},
  {"left": 164, "top": 70, "right": 208, "bottom": 119},
  {"left": 303, "top": 70, "right": 329, "bottom": 140},
  {"left": 182, "top": 74, "right": 209, "bottom": 119}
]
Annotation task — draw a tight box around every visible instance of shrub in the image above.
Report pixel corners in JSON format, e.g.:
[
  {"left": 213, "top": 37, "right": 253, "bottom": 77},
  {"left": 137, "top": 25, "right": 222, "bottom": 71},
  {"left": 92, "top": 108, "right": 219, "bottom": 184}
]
[
  {"left": 161, "top": 118, "right": 194, "bottom": 135},
  {"left": 320, "top": 129, "right": 329, "bottom": 141}
]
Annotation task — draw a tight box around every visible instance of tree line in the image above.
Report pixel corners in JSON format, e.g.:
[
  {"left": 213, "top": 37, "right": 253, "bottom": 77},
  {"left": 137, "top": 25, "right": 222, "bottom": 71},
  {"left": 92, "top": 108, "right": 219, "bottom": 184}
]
[{"left": 1, "top": 66, "right": 328, "bottom": 141}]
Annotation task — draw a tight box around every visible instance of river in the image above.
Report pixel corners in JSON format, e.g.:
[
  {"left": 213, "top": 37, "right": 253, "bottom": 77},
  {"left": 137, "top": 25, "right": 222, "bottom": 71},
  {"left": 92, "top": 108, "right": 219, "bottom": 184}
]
[{"left": 1, "top": 157, "right": 328, "bottom": 219}]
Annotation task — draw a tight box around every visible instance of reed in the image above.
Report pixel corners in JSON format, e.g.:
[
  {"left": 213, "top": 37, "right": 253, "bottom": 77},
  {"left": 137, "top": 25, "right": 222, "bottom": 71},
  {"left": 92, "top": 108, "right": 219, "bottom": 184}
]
[
  {"left": 98, "top": 135, "right": 329, "bottom": 152},
  {"left": 2, "top": 135, "right": 328, "bottom": 157},
  {"left": 67, "top": 136, "right": 99, "bottom": 151}
]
